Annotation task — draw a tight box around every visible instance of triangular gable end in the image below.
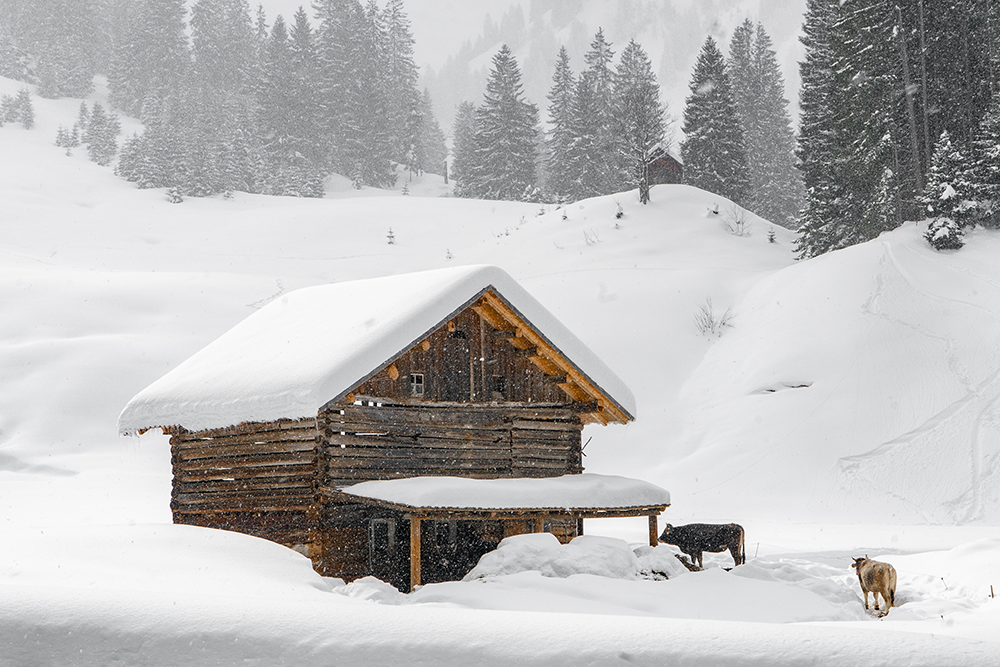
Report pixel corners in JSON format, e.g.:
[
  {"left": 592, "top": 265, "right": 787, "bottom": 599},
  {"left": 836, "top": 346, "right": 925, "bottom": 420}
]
[{"left": 322, "top": 285, "right": 633, "bottom": 425}]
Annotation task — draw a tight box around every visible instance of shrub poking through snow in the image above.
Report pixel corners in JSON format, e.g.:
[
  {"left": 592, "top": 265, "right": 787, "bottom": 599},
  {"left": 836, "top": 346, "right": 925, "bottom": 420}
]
[
  {"left": 924, "top": 217, "right": 964, "bottom": 250},
  {"left": 694, "top": 298, "right": 734, "bottom": 336}
]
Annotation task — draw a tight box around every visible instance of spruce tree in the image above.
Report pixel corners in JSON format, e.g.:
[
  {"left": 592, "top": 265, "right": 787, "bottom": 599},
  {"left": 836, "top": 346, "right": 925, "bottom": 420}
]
[
  {"left": 795, "top": 0, "right": 850, "bottom": 259},
  {"left": 728, "top": 20, "right": 803, "bottom": 227},
  {"left": 84, "top": 102, "right": 121, "bottom": 166},
  {"left": 288, "top": 7, "right": 324, "bottom": 167},
  {"left": 108, "top": 0, "right": 189, "bottom": 118},
  {"left": 451, "top": 100, "right": 483, "bottom": 198},
  {"left": 544, "top": 46, "right": 576, "bottom": 203},
  {"left": 382, "top": 0, "right": 421, "bottom": 167},
  {"left": 564, "top": 29, "right": 621, "bottom": 198},
  {"left": 351, "top": 0, "right": 395, "bottom": 188},
  {"left": 15, "top": 87, "right": 33, "bottom": 130},
  {"left": 471, "top": 44, "right": 539, "bottom": 201},
  {"left": 614, "top": 39, "right": 666, "bottom": 204},
  {"left": 965, "top": 92, "right": 1000, "bottom": 227},
  {"left": 412, "top": 88, "right": 448, "bottom": 177},
  {"left": 32, "top": 0, "right": 98, "bottom": 98},
  {"left": 313, "top": 0, "right": 365, "bottom": 174},
  {"left": 920, "top": 131, "right": 968, "bottom": 221},
  {"left": 681, "top": 36, "right": 750, "bottom": 207}
]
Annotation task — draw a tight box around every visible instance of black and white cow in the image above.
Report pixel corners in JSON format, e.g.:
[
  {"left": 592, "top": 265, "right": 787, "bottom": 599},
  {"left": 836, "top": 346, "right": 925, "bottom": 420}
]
[{"left": 658, "top": 523, "right": 746, "bottom": 569}]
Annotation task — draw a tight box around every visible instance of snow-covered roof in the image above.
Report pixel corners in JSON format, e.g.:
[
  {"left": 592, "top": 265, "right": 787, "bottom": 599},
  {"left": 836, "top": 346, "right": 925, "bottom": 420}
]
[
  {"left": 336, "top": 474, "right": 670, "bottom": 513},
  {"left": 118, "top": 265, "right": 635, "bottom": 435}
]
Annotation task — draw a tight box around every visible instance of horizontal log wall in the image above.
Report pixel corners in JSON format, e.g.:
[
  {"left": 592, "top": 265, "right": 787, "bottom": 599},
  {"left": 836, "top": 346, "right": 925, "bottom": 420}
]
[
  {"left": 318, "top": 400, "right": 583, "bottom": 485},
  {"left": 170, "top": 418, "right": 322, "bottom": 552}
]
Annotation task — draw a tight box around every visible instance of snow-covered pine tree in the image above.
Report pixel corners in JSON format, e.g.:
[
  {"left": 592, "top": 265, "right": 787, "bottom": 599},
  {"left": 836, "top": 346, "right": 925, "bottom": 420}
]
[
  {"left": 919, "top": 130, "right": 971, "bottom": 250},
  {"left": 14, "top": 87, "right": 33, "bottom": 129},
  {"left": 190, "top": 0, "right": 254, "bottom": 96},
  {"left": 74, "top": 102, "right": 90, "bottom": 137},
  {"left": 564, "top": 29, "right": 622, "bottom": 199},
  {"left": 835, "top": 0, "right": 912, "bottom": 241},
  {"left": 471, "top": 44, "right": 539, "bottom": 201},
  {"left": 544, "top": 46, "right": 576, "bottom": 203},
  {"left": 681, "top": 36, "right": 750, "bottom": 207},
  {"left": 381, "top": 0, "right": 422, "bottom": 168},
  {"left": 451, "top": 100, "right": 483, "bottom": 198},
  {"left": 614, "top": 39, "right": 666, "bottom": 205},
  {"left": 795, "top": 0, "right": 851, "bottom": 259},
  {"left": 920, "top": 130, "right": 972, "bottom": 225},
  {"left": 728, "top": 20, "right": 803, "bottom": 227},
  {"left": 350, "top": 0, "right": 395, "bottom": 189},
  {"left": 288, "top": 7, "right": 325, "bottom": 168},
  {"left": 108, "top": 0, "right": 188, "bottom": 118},
  {"left": 965, "top": 92, "right": 1000, "bottom": 228},
  {"left": 31, "top": 0, "right": 98, "bottom": 98},
  {"left": 313, "top": 0, "right": 365, "bottom": 175},
  {"left": 412, "top": 88, "right": 448, "bottom": 177},
  {"left": 84, "top": 102, "right": 120, "bottom": 165}
]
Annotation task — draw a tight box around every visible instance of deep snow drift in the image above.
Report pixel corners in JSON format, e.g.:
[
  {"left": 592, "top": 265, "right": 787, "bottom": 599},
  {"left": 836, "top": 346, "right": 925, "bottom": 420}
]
[{"left": 2, "top": 78, "right": 1000, "bottom": 665}]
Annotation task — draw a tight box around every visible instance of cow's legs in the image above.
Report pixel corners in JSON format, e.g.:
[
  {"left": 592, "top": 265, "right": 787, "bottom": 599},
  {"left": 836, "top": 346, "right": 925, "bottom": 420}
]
[{"left": 863, "top": 591, "right": 870, "bottom": 610}]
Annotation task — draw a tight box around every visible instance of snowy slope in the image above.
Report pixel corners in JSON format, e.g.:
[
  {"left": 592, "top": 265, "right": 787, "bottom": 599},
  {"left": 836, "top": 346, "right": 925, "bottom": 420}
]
[{"left": 3, "top": 79, "right": 1000, "bottom": 665}]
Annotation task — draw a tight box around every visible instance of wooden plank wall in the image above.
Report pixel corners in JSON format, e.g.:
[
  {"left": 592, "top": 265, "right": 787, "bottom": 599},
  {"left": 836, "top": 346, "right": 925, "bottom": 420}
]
[
  {"left": 353, "top": 307, "right": 569, "bottom": 405},
  {"left": 169, "top": 418, "right": 322, "bottom": 552},
  {"left": 317, "top": 400, "right": 584, "bottom": 484}
]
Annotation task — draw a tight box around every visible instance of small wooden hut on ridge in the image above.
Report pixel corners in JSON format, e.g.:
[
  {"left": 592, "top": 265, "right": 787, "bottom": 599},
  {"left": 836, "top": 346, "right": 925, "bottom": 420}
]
[{"left": 119, "top": 265, "right": 670, "bottom": 590}]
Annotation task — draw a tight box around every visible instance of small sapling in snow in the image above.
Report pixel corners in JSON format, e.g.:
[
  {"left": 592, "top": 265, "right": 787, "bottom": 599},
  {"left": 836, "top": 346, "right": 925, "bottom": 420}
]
[
  {"left": 767, "top": 228, "right": 777, "bottom": 243},
  {"left": 722, "top": 204, "right": 752, "bottom": 237},
  {"left": 387, "top": 227, "right": 395, "bottom": 245}
]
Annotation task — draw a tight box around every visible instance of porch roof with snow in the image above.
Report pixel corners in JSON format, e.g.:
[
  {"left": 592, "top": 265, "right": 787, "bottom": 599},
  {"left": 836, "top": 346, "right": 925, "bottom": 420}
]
[
  {"left": 118, "top": 265, "right": 636, "bottom": 435},
  {"left": 328, "top": 473, "right": 671, "bottom": 519}
]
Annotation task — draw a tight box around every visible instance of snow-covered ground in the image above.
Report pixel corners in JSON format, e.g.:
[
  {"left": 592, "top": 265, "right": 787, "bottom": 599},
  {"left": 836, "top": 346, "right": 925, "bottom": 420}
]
[{"left": 2, "top": 78, "right": 999, "bottom": 665}]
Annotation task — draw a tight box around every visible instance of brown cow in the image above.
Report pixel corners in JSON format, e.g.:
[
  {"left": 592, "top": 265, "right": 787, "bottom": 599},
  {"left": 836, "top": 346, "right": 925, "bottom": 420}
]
[
  {"left": 658, "top": 523, "right": 745, "bottom": 569},
  {"left": 852, "top": 555, "right": 897, "bottom": 616}
]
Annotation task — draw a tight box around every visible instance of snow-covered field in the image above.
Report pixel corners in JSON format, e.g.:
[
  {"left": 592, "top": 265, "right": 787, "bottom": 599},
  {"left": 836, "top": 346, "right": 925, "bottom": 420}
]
[{"left": 2, "top": 78, "right": 999, "bottom": 665}]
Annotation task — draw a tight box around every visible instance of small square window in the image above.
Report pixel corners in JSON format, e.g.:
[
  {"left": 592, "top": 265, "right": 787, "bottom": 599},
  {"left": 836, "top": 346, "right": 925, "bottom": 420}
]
[{"left": 410, "top": 372, "right": 425, "bottom": 396}]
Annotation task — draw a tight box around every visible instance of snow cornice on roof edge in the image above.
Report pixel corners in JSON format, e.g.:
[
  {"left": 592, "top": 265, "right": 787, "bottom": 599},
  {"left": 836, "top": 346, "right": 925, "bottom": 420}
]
[{"left": 117, "top": 265, "right": 636, "bottom": 435}]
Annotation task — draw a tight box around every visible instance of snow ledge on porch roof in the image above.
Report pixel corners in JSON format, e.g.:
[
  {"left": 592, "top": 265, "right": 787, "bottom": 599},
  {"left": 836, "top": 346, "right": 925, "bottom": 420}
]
[
  {"left": 337, "top": 474, "right": 671, "bottom": 512},
  {"left": 118, "top": 265, "right": 636, "bottom": 436}
]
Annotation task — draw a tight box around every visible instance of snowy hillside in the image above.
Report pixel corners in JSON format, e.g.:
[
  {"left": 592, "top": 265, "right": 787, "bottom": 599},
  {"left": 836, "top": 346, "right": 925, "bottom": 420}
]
[{"left": 3, "top": 79, "right": 1000, "bottom": 665}]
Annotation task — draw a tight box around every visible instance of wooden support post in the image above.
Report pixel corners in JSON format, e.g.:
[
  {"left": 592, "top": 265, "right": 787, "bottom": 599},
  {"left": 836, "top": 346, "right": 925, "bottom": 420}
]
[
  {"left": 648, "top": 514, "right": 659, "bottom": 547},
  {"left": 534, "top": 517, "right": 545, "bottom": 533},
  {"left": 410, "top": 517, "right": 422, "bottom": 592}
]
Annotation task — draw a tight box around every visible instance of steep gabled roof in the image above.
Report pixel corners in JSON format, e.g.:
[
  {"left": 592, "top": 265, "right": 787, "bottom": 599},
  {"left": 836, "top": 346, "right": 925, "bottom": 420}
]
[{"left": 118, "top": 265, "right": 635, "bottom": 435}]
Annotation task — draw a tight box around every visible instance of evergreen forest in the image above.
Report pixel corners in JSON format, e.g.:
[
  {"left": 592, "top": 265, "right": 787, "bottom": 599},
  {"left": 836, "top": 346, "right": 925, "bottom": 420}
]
[{"left": 3, "top": 0, "right": 1000, "bottom": 255}]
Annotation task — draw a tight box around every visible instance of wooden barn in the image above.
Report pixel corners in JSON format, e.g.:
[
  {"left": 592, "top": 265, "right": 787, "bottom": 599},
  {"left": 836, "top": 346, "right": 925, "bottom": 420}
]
[
  {"left": 647, "top": 147, "right": 684, "bottom": 185},
  {"left": 119, "top": 265, "right": 670, "bottom": 590}
]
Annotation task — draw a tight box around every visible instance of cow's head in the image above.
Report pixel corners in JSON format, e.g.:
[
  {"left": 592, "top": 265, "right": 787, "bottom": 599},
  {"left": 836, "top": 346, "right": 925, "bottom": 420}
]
[
  {"left": 851, "top": 555, "right": 869, "bottom": 570},
  {"left": 658, "top": 524, "right": 674, "bottom": 543}
]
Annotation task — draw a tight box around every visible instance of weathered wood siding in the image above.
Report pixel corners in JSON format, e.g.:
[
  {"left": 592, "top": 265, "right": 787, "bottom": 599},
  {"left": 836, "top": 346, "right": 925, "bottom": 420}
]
[
  {"left": 352, "top": 307, "right": 570, "bottom": 404},
  {"left": 169, "top": 418, "right": 321, "bottom": 553},
  {"left": 318, "top": 401, "right": 584, "bottom": 484}
]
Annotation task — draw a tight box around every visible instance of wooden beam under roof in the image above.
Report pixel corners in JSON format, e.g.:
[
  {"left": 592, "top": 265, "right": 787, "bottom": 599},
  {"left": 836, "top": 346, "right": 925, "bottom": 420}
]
[{"left": 475, "top": 291, "right": 630, "bottom": 425}]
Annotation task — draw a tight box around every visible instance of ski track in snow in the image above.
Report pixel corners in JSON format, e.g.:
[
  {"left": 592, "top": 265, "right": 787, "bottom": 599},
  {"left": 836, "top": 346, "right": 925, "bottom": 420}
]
[{"left": 837, "top": 242, "right": 1000, "bottom": 522}]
